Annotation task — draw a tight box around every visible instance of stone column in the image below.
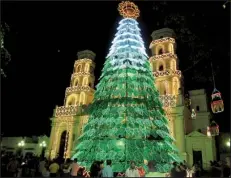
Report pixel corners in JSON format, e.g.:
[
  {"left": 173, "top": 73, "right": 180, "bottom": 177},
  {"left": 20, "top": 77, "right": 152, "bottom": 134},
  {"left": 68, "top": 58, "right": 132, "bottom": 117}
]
[
  {"left": 174, "top": 115, "right": 186, "bottom": 160},
  {"left": 66, "top": 123, "right": 74, "bottom": 158}
]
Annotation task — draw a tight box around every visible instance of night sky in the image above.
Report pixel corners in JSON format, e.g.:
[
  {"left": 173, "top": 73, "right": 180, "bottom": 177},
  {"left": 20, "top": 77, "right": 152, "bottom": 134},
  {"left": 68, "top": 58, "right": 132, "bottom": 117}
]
[{"left": 2, "top": 1, "right": 230, "bottom": 137}]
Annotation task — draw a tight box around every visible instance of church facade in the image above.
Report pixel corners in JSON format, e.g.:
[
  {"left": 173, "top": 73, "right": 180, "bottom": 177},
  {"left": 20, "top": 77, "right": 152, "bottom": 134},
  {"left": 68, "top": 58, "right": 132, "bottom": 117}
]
[{"left": 46, "top": 28, "right": 216, "bottom": 170}]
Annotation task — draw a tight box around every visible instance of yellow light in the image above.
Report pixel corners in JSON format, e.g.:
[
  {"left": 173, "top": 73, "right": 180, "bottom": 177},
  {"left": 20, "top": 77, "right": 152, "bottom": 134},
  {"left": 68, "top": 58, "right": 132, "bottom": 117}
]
[
  {"left": 40, "top": 141, "right": 47, "bottom": 147},
  {"left": 18, "top": 140, "right": 25, "bottom": 147},
  {"left": 118, "top": 1, "right": 140, "bottom": 19},
  {"left": 117, "top": 140, "right": 125, "bottom": 147},
  {"left": 226, "top": 140, "right": 230, "bottom": 147}
]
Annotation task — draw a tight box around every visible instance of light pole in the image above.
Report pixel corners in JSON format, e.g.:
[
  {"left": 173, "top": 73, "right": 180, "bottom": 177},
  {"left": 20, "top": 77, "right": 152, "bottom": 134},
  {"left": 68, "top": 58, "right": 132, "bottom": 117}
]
[
  {"left": 223, "top": 0, "right": 230, "bottom": 9},
  {"left": 39, "top": 141, "right": 47, "bottom": 157},
  {"left": 226, "top": 139, "right": 230, "bottom": 147},
  {"left": 17, "top": 140, "right": 25, "bottom": 156}
]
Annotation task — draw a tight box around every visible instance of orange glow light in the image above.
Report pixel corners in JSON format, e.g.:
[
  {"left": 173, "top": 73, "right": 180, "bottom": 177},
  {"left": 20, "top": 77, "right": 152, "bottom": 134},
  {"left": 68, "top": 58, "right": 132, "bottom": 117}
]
[{"left": 118, "top": 1, "right": 140, "bottom": 19}]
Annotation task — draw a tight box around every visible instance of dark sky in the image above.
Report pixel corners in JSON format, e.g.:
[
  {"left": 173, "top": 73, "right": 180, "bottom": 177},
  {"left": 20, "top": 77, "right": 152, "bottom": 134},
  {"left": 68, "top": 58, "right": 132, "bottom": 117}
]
[{"left": 1, "top": 1, "right": 230, "bottom": 137}]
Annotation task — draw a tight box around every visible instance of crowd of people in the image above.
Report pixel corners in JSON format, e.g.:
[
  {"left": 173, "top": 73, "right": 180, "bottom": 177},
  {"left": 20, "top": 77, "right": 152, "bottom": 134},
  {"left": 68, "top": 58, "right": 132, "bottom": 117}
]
[{"left": 1, "top": 152, "right": 230, "bottom": 177}]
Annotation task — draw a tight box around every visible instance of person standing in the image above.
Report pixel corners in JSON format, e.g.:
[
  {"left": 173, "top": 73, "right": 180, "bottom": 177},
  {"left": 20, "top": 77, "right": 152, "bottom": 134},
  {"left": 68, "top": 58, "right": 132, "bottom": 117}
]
[
  {"left": 70, "top": 158, "right": 79, "bottom": 177},
  {"left": 49, "top": 159, "right": 60, "bottom": 177},
  {"left": 62, "top": 158, "right": 72, "bottom": 177},
  {"left": 7, "top": 157, "right": 19, "bottom": 177},
  {"left": 102, "top": 160, "right": 113, "bottom": 177},
  {"left": 125, "top": 161, "right": 140, "bottom": 177},
  {"left": 38, "top": 158, "right": 47, "bottom": 176}
]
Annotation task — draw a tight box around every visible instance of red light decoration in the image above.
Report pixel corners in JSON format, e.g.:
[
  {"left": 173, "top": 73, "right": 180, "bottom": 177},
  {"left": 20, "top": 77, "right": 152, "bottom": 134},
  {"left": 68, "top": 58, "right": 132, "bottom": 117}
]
[
  {"left": 137, "top": 167, "right": 145, "bottom": 177},
  {"left": 211, "top": 88, "right": 224, "bottom": 114},
  {"left": 208, "top": 121, "right": 219, "bottom": 136},
  {"left": 118, "top": 1, "right": 140, "bottom": 19}
]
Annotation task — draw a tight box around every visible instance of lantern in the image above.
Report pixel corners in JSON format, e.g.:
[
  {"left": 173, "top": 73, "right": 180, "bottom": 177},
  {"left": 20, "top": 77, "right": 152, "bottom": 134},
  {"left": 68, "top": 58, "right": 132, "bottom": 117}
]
[
  {"left": 191, "top": 109, "right": 196, "bottom": 119},
  {"left": 211, "top": 88, "right": 224, "bottom": 114},
  {"left": 208, "top": 121, "right": 219, "bottom": 136}
]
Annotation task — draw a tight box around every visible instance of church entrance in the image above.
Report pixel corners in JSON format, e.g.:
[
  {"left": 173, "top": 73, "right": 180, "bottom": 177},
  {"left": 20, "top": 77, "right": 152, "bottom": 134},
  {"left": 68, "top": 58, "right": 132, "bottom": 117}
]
[
  {"left": 59, "top": 131, "right": 67, "bottom": 158},
  {"left": 193, "top": 150, "right": 203, "bottom": 169}
]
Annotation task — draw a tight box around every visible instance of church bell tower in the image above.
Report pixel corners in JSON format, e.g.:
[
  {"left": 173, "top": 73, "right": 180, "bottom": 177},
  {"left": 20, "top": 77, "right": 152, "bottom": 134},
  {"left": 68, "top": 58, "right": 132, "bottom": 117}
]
[
  {"left": 149, "top": 28, "right": 189, "bottom": 160},
  {"left": 47, "top": 50, "right": 96, "bottom": 159}
]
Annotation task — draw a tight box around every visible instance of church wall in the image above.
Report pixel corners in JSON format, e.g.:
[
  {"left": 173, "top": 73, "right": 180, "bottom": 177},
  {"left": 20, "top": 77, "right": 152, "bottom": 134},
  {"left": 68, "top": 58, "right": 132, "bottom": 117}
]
[{"left": 186, "top": 133, "right": 216, "bottom": 170}]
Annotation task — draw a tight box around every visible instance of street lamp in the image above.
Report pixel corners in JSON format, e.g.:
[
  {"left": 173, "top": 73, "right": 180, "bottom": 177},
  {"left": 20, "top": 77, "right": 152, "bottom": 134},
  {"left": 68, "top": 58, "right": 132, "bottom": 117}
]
[
  {"left": 226, "top": 139, "right": 230, "bottom": 147},
  {"left": 39, "top": 141, "right": 47, "bottom": 148},
  {"left": 39, "top": 141, "right": 47, "bottom": 157},
  {"left": 223, "top": 0, "right": 230, "bottom": 9},
  {"left": 17, "top": 140, "right": 25, "bottom": 156},
  {"left": 18, "top": 140, "right": 25, "bottom": 147}
]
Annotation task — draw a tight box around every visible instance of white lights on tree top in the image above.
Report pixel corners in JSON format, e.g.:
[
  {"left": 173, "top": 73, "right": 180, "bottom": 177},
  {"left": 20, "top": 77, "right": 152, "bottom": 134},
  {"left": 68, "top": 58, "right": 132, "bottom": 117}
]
[
  {"left": 191, "top": 109, "right": 196, "bottom": 119},
  {"left": 211, "top": 88, "right": 224, "bottom": 114},
  {"left": 118, "top": 1, "right": 140, "bottom": 19}
]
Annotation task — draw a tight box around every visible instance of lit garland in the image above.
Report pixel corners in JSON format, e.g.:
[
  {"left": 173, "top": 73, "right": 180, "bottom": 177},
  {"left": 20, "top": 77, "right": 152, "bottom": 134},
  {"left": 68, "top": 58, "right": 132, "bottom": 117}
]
[
  {"left": 149, "top": 53, "right": 177, "bottom": 61},
  {"left": 55, "top": 106, "right": 80, "bottom": 117},
  {"left": 153, "top": 70, "right": 181, "bottom": 78},
  {"left": 74, "top": 58, "right": 95, "bottom": 66},
  {"left": 65, "top": 86, "right": 94, "bottom": 96},
  {"left": 64, "top": 132, "right": 69, "bottom": 159},
  {"left": 72, "top": 1, "right": 181, "bottom": 173},
  {"left": 71, "top": 72, "right": 94, "bottom": 79},
  {"left": 149, "top": 37, "right": 175, "bottom": 48},
  {"left": 159, "top": 95, "right": 177, "bottom": 108}
]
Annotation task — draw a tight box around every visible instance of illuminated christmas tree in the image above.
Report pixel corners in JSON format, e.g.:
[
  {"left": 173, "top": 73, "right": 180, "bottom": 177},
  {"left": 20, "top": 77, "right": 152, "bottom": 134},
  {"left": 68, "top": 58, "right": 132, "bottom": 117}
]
[{"left": 73, "top": 1, "right": 180, "bottom": 173}]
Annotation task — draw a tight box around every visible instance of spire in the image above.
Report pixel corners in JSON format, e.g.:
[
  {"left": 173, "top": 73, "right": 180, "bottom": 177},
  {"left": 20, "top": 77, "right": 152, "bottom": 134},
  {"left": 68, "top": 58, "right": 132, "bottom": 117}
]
[{"left": 118, "top": 1, "right": 140, "bottom": 19}]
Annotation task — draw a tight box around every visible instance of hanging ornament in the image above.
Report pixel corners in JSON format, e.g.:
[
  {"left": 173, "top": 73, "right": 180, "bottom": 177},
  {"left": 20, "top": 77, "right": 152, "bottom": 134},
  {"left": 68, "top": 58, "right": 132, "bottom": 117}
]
[
  {"left": 210, "top": 61, "right": 224, "bottom": 114},
  {"left": 211, "top": 89, "right": 224, "bottom": 114},
  {"left": 208, "top": 121, "right": 219, "bottom": 136},
  {"left": 191, "top": 109, "right": 196, "bottom": 119}
]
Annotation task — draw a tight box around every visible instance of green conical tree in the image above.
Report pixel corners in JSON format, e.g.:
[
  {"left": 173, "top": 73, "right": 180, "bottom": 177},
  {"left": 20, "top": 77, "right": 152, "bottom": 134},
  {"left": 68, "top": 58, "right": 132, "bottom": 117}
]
[{"left": 73, "top": 1, "right": 180, "bottom": 173}]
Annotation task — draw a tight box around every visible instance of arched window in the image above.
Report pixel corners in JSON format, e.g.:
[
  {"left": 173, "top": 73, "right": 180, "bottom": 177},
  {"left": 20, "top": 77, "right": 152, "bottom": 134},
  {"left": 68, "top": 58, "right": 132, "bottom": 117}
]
[
  {"left": 84, "top": 64, "right": 89, "bottom": 72},
  {"left": 79, "top": 92, "right": 86, "bottom": 105},
  {"left": 73, "top": 78, "right": 79, "bottom": 87},
  {"left": 76, "top": 65, "right": 81, "bottom": 72},
  {"left": 66, "top": 94, "right": 78, "bottom": 106},
  {"left": 169, "top": 44, "right": 174, "bottom": 53},
  {"left": 158, "top": 48, "right": 163, "bottom": 55},
  {"left": 159, "top": 65, "right": 164, "bottom": 71},
  {"left": 196, "top": 106, "right": 200, "bottom": 111},
  {"left": 83, "top": 77, "right": 88, "bottom": 86}
]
